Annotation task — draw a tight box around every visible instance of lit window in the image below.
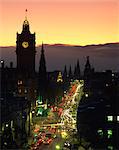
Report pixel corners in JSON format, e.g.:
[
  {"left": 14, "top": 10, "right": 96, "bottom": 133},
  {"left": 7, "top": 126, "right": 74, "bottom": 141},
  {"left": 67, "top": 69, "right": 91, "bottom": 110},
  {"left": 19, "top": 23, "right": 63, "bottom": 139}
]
[
  {"left": 2, "top": 126, "right": 4, "bottom": 131},
  {"left": 107, "top": 116, "right": 113, "bottom": 121},
  {"left": 106, "top": 84, "right": 109, "bottom": 87},
  {"left": 108, "top": 146, "right": 113, "bottom": 150},
  {"left": 1, "top": 60, "right": 4, "bottom": 64},
  {"left": 6, "top": 124, "right": 9, "bottom": 127},
  {"left": 18, "top": 80, "right": 23, "bottom": 85},
  {"left": 107, "top": 130, "right": 112, "bottom": 138},
  {"left": 32, "top": 110, "right": 35, "bottom": 114},
  {"left": 4, "top": 142, "right": 7, "bottom": 145},
  {"left": 117, "top": 116, "right": 119, "bottom": 121},
  {"left": 85, "top": 93, "right": 88, "bottom": 97},
  {"left": 97, "top": 129, "right": 103, "bottom": 137},
  {"left": 112, "top": 73, "right": 114, "bottom": 77},
  {"left": 19, "top": 89, "right": 22, "bottom": 93},
  {"left": 24, "top": 89, "right": 27, "bottom": 93},
  {"left": 22, "top": 116, "right": 25, "bottom": 119},
  {"left": 11, "top": 120, "right": 13, "bottom": 128}
]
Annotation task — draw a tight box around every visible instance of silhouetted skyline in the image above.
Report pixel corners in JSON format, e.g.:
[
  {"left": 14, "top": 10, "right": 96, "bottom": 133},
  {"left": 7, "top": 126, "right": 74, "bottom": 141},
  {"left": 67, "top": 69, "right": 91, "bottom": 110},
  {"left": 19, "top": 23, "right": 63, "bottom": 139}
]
[{"left": 0, "top": 43, "right": 119, "bottom": 72}]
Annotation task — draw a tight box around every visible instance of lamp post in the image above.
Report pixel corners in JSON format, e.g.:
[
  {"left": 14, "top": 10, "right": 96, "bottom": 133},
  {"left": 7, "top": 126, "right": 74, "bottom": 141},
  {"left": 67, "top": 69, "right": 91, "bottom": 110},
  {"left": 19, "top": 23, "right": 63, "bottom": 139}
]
[{"left": 28, "top": 100, "right": 31, "bottom": 136}]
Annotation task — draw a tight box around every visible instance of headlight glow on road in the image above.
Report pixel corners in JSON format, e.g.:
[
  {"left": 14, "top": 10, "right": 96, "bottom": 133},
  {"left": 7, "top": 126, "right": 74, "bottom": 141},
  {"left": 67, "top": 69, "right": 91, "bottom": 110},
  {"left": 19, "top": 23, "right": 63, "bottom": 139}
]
[{"left": 56, "top": 144, "right": 61, "bottom": 149}]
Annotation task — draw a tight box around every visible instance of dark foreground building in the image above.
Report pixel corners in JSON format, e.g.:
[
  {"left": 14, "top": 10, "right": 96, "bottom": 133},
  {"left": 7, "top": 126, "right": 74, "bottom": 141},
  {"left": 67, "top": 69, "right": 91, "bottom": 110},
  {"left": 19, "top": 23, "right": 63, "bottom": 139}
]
[
  {"left": 77, "top": 68, "right": 119, "bottom": 149},
  {"left": 0, "top": 12, "right": 67, "bottom": 149}
]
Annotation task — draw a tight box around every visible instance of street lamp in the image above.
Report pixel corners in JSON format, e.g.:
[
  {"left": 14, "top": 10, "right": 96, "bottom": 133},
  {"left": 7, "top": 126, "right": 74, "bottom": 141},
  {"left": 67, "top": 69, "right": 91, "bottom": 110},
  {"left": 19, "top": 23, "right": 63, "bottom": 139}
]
[
  {"left": 32, "top": 110, "right": 35, "bottom": 114},
  {"left": 61, "top": 131, "right": 68, "bottom": 139},
  {"left": 5, "top": 124, "right": 9, "bottom": 127},
  {"left": 85, "top": 93, "right": 89, "bottom": 97},
  {"left": 56, "top": 144, "right": 60, "bottom": 149}
]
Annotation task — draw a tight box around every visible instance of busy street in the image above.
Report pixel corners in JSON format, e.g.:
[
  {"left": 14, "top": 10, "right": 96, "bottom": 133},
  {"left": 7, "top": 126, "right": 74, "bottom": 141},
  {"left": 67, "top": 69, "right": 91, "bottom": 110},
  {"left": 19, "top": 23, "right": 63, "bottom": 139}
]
[{"left": 29, "top": 80, "right": 84, "bottom": 150}]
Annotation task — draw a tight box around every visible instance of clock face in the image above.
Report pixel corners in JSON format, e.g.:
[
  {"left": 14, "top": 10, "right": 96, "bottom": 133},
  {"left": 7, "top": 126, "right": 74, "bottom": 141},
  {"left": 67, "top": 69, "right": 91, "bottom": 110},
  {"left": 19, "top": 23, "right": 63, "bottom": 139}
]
[{"left": 22, "top": 42, "right": 29, "bottom": 48}]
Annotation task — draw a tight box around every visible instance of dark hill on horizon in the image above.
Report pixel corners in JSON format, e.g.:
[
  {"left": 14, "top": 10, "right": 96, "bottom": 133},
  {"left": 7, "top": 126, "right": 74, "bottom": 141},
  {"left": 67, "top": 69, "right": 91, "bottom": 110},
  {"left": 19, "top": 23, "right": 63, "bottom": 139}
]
[{"left": 0, "top": 43, "right": 119, "bottom": 73}]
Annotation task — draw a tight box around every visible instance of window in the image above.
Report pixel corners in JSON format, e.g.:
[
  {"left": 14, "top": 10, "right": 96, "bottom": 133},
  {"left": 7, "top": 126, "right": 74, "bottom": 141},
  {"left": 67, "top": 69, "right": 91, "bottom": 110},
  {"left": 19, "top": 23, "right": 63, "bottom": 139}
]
[
  {"left": 5, "top": 124, "right": 9, "bottom": 127},
  {"left": 107, "top": 116, "right": 113, "bottom": 121},
  {"left": 107, "top": 129, "right": 112, "bottom": 138},
  {"left": 19, "top": 89, "right": 22, "bottom": 93},
  {"left": 24, "top": 89, "right": 27, "bottom": 93},
  {"left": 2, "top": 126, "right": 4, "bottom": 131},
  {"left": 106, "top": 84, "right": 109, "bottom": 87},
  {"left": 117, "top": 116, "right": 119, "bottom": 121},
  {"left": 97, "top": 129, "right": 103, "bottom": 138},
  {"left": 18, "top": 80, "right": 23, "bottom": 85},
  {"left": 112, "top": 73, "right": 114, "bottom": 77},
  {"left": 108, "top": 146, "right": 113, "bottom": 150},
  {"left": 11, "top": 120, "right": 13, "bottom": 128},
  {"left": 85, "top": 93, "right": 89, "bottom": 97}
]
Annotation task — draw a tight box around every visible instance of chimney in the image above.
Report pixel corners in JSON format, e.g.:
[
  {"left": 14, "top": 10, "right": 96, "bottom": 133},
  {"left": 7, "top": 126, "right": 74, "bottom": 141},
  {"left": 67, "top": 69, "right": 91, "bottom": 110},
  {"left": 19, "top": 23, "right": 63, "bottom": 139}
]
[{"left": 10, "top": 62, "right": 13, "bottom": 68}]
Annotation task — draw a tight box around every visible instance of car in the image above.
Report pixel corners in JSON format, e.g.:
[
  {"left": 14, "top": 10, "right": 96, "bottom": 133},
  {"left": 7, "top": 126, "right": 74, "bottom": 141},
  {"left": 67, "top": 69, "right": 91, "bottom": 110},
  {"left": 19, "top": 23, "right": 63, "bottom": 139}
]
[
  {"left": 64, "top": 141, "right": 71, "bottom": 148},
  {"left": 37, "top": 139, "right": 43, "bottom": 145},
  {"left": 32, "top": 146, "right": 38, "bottom": 150},
  {"left": 32, "top": 139, "right": 43, "bottom": 150},
  {"left": 43, "top": 137, "right": 53, "bottom": 144},
  {"left": 53, "top": 134, "right": 57, "bottom": 138}
]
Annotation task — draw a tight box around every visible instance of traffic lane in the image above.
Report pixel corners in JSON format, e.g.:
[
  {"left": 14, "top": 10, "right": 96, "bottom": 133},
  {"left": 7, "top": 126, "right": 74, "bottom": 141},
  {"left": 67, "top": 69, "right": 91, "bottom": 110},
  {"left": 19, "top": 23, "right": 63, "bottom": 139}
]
[
  {"left": 31, "top": 126, "right": 64, "bottom": 149},
  {"left": 38, "top": 135, "right": 65, "bottom": 150}
]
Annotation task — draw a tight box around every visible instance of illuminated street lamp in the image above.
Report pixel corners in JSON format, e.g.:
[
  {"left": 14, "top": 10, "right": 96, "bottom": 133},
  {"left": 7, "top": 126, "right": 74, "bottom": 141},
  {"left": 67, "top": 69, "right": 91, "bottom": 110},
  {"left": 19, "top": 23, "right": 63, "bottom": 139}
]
[
  {"left": 85, "top": 93, "right": 89, "bottom": 97},
  {"left": 32, "top": 110, "right": 35, "bottom": 114},
  {"left": 61, "top": 131, "right": 68, "bottom": 139},
  {"left": 112, "top": 73, "right": 114, "bottom": 77},
  {"left": 5, "top": 124, "right": 9, "bottom": 127},
  {"left": 1, "top": 60, "right": 4, "bottom": 63},
  {"left": 1, "top": 60, "right": 4, "bottom": 68},
  {"left": 56, "top": 144, "right": 60, "bottom": 149}
]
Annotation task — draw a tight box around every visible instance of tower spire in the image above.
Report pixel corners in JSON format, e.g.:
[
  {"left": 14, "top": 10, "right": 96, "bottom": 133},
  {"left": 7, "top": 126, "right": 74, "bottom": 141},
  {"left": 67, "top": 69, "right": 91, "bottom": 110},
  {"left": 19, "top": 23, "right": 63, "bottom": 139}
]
[
  {"left": 69, "top": 65, "right": 72, "bottom": 79},
  {"left": 41, "top": 42, "right": 44, "bottom": 53},
  {"left": 22, "top": 9, "right": 30, "bottom": 32},
  {"left": 84, "top": 56, "right": 92, "bottom": 78},
  {"left": 39, "top": 44, "right": 47, "bottom": 103},
  {"left": 25, "top": 9, "right": 28, "bottom": 20},
  {"left": 63, "top": 65, "right": 67, "bottom": 81},
  {"left": 85, "top": 56, "right": 91, "bottom": 69}
]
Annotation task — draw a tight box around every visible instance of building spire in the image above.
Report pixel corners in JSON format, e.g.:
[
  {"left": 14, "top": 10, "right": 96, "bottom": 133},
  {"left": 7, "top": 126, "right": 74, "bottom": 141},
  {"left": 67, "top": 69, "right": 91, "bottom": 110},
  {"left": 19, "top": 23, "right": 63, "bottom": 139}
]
[
  {"left": 41, "top": 42, "right": 44, "bottom": 53},
  {"left": 85, "top": 56, "right": 91, "bottom": 69},
  {"left": 39, "top": 43, "right": 46, "bottom": 75},
  {"left": 39, "top": 43, "right": 47, "bottom": 102},
  {"left": 63, "top": 65, "right": 67, "bottom": 80},
  {"left": 22, "top": 9, "right": 30, "bottom": 32},
  {"left": 84, "top": 56, "right": 92, "bottom": 78},
  {"left": 25, "top": 9, "right": 28, "bottom": 20},
  {"left": 69, "top": 65, "right": 72, "bottom": 79}
]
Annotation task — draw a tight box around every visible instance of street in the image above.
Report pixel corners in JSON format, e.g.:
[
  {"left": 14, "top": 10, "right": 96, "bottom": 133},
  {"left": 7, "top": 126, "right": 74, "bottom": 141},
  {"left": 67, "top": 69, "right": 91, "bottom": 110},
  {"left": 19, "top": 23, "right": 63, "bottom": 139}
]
[{"left": 29, "top": 80, "right": 84, "bottom": 150}]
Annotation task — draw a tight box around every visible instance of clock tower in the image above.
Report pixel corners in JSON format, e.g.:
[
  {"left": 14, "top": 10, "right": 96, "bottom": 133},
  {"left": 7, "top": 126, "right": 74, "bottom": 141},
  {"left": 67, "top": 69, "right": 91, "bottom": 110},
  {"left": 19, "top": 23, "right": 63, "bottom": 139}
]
[{"left": 16, "top": 10, "right": 36, "bottom": 76}]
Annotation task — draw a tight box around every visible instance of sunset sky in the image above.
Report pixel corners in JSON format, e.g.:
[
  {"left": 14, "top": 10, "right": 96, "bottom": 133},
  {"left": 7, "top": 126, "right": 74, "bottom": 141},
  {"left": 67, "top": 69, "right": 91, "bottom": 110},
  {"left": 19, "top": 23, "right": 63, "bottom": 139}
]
[{"left": 0, "top": 0, "right": 119, "bottom": 46}]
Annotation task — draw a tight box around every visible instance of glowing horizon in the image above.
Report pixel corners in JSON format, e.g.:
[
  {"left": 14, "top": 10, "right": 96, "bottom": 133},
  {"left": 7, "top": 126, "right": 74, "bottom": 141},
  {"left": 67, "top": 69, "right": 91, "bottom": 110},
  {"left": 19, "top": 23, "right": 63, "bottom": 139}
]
[{"left": 0, "top": 0, "right": 119, "bottom": 46}]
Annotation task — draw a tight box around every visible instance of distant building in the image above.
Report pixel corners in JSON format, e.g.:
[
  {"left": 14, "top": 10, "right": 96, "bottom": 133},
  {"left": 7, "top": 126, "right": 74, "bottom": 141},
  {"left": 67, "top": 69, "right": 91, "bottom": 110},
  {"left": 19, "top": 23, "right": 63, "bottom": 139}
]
[{"left": 74, "top": 59, "right": 81, "bottom": 80}]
